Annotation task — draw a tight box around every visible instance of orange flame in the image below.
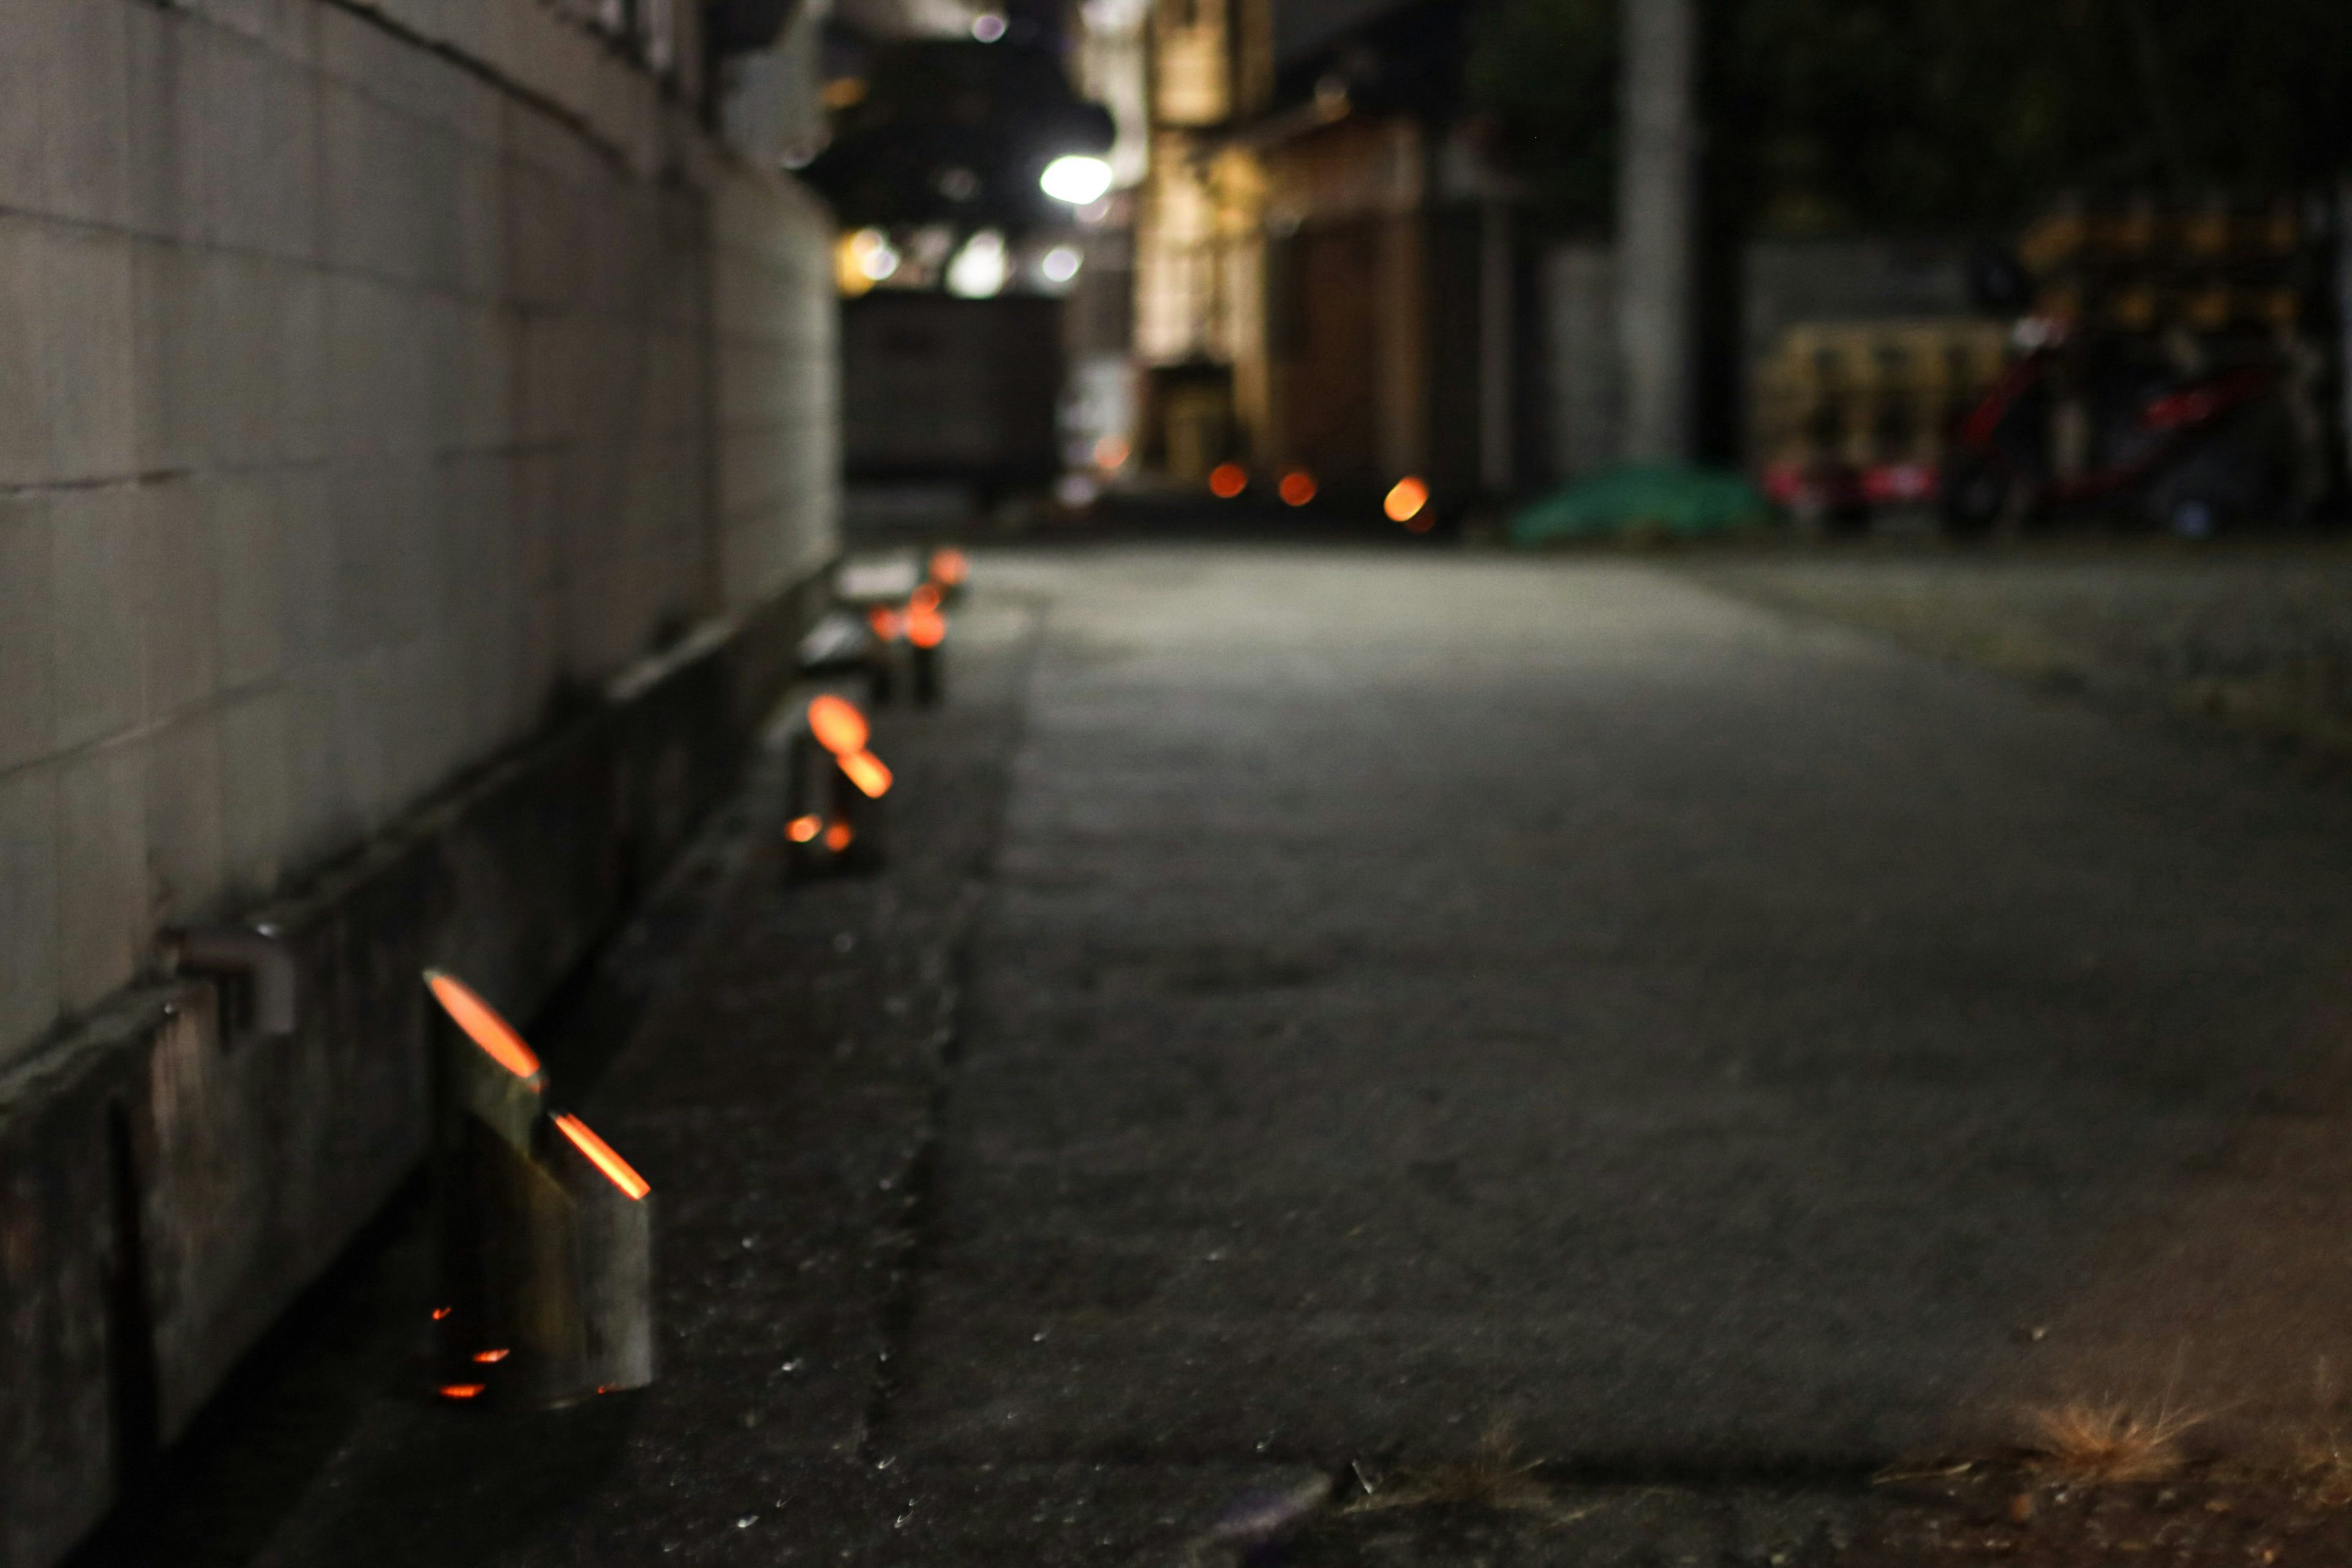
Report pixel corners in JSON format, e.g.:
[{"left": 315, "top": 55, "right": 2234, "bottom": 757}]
[
  {"left": 838, "top": 749, "right": 893, "bottom": 799},
  {"left": 1278, "top": 470, "right": 1317, "bottom": 507},
  {"left": 425, "top": 971, "right": 541, "bottom": 1081},
  {"left": 472, "top": 1349, "right": 510, "bottom": 1363},
  {"left": 439, "top": 1384, "right": 486, "bottom": 1401},
  {"left": 787, "top": 814, "right": 823, "bottom": 843},
  {"left": 907, "top": 605, "right": 947, "bottom": 649},
  {"left": 1384, "top": 477, "right": 1430, "bottom": 525},
  {"left": 824, "top": 821, "right": 856, "bottom": 851},
  {"left": 552, "top": 1113, "right": 650, "bottom": 1200},
  {"left": 867, "top": 606, "right": 905, "bottom": 641},
  {"left": 807, "top": 696, "right": 870, "bottom": 756},
  {"left": 929, "top": 547, "right": 970, "bottom": 586},
  {"left": 1208, "top": 463, "right": 1248, "bottom": 499}
]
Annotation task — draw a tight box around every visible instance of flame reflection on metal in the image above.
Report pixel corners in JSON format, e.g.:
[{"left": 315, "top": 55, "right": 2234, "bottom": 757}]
[
  {"left": 552, "top": 1113, "right": 651, "bottom": 1200},
  {"left": 425, "top": 970, "right": 542, "bottom": 1081}
]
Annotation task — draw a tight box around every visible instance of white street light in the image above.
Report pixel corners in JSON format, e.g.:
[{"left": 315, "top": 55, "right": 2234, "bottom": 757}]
[{"left": 1040, "top": 154, "right": 1114, "bottom": 206}]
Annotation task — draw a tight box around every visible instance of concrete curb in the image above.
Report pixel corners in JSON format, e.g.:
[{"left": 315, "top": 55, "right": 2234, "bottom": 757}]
[{"left": 0, "top": 574, "right": 825, "bottom": 1568}]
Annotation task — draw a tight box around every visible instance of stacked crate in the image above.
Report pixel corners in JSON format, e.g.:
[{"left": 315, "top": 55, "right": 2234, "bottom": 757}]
[
  {"left": 1752, "top": 319, "right": 2010, "bottom": 499},
  {"left": 2018, "top": 195, "right": 2309, "bottom": 339}
]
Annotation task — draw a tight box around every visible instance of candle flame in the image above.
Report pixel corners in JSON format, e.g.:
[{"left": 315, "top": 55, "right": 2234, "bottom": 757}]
[
  {"left": 1384, "top": 477, "right": 1430, "bottom": 525},
  {"left": 838, "top": 749, "right": 893, "bottom": 799},
  {"left": 552, "top": 1113, "right": 650, "bottom": 1200},
  {"left": 424, "top": 971, "right": 541, "bottom": 1081},
  {"left": 807, "top": 696, "right": 870, "bottom": 756}
]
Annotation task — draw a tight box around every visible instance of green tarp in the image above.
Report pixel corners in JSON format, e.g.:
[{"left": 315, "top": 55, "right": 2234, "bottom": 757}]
[{"left": 1511, "top": 464, "right": 1774, "bottom": 545}]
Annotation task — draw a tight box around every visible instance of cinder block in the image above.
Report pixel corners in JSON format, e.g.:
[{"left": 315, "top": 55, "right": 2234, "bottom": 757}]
[
  {"left": 216, "top": 692, "right": 290, "bottom": 901},
  {"left": 0, "top": 220, "right": 50, "bottom": 487},
  {"left": 453, "top": 146, "right": 508, "bottom": 302},
  {"left": 506, "top": 159, "right": 582, "bottom": 312},
  {"left": 42, "top": 0, "right": 131, "bottom": 229},
  {"left": 279, "top": 666, "right": 349, "bottom": 865},
  {"left": 36, "top": 226, "right": 139, "bottom": 486},
  {"left": 130, "top": 239, "right": 214, "bottom": 473},
  {"left": 0, "top": 0, "right": 58, "bottom": 213},
  {"left": 0, "top": 498, "right": 56, "bottom": 775},
  {"left": 272, "top": 267, "right": 330, "bottom": 465},
  {"left": 0, "top": 768, "right": 62, "bottom": 1060},
  {"left": 55, "top": 743, "right": 148, "bottom": 1013},
  {"left": 324, "top": 275, "right": 432, "bottom": 458},
  {"left": 205, "top": 477, "right": 285, "bottom": 692},
  {"left": 143, "top": 714, "right": 226, "bottom": 932},
  {"left": 143, "top": 482, "right": 221, "bottom": 719},
  {"left": 200, "top": 255, "right": 281, "bottom": 470},
  {"left": 202, "top": 26, "right": 321, "bottom": 262},
  {"left": 49, "top": 487, "right": 148, "bottom": 753},
  {"left": 124, "top": 1, "right": 211, "bottom": 244}
]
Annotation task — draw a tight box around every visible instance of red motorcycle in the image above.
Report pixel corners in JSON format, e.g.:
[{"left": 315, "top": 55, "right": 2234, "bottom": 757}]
[{"left": 1941, "top": 320, "right": 2303, "bottom": 538}]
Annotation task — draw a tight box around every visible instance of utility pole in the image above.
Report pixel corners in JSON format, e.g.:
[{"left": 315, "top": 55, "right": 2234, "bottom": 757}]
[{"left": 1615, "top": 0, "right": 1697, "bottom": 464}]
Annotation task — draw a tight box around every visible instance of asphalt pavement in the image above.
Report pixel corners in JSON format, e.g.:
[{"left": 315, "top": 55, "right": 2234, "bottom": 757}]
[{"left": 132, "top": 545, "right": 2352, "bottom": 1566}]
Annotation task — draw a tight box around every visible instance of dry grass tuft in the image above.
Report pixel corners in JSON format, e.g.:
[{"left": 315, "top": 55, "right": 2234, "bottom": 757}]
[
  {"left": 2022, "top": 1400, "right": 2204, "bottom": 1483},
  {"left": 1348, "top": 1423, "right": 1565, "bottom": 1518}
]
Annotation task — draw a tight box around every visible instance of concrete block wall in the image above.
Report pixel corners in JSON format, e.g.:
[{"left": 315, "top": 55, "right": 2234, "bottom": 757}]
[
  {"left": 1, "top": 6, "right": 837, "bottom": 1565},
  {"left": 0, "top": 0, "right": 839, "bottom": 1074}
]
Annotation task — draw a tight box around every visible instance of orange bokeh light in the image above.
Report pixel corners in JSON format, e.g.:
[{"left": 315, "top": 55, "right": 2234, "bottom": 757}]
[
  {"left": 807, "top": 695, "right": 869, "bottom": 756},
  {"left": 425, "top": 970, "right": 541, "bottom": 1082},
  {"left": 867, "top": 605, "right": 904, "bottom": 641},
  {"left": 1093, "top": 435, "right": 1130, "bottom": 470},
  {"left": 473, "top": 1349, "right": 510, "bottom": 1363},
  {"left": 1384, "top": 477, "right": 1431, "bottom": 526},
  {"left": 432, "top": 1306, "right": 452, "bottom": 1321},
  {"left": 1208, "top": 463, "right": 1248, "bottom": 499},
  {"left": 907, "top": 605, "right": 947, "bottom": 649},
  {"left": 439, "top": 1384, "right": 486, "bottom": 1401},
  {"left": 552, "top": 1112, "right": 650, "bottom": 1200},
  {"left": 911, "top": 582, "right": 941, "bottom": 612},
  {"left": 1278, "top": 470, "right": 1317, "bottom": 507},
  {"left": 929, "top": 547, "right": 970, "bottom": 586},
  {"left": 824, "top": 821, "right": 856, "bottom": 852},
  {"left": 786, "top": 814, "right": 823, "bottom": 843},
  {"left": 839, "top": 749, "right": 894, "bottom": 799}
]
